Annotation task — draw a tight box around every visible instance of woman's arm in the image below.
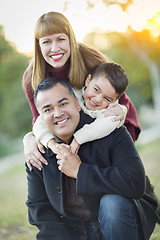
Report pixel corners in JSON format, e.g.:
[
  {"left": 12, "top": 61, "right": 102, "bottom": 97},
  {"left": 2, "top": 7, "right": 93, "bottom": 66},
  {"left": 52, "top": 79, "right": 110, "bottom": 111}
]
[
  {"left": 119, "top": 92, "right": 141, "bottom": 141},
  {"left": 22, "top": 63, "right": 39, "bottom": 125}
]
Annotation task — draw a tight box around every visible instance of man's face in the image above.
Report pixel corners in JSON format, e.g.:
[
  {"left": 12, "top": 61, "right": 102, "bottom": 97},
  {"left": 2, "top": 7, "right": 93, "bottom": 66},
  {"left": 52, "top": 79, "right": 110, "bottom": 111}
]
[{"left": 36, "top": 83, "right": 81, "bottom": 143}]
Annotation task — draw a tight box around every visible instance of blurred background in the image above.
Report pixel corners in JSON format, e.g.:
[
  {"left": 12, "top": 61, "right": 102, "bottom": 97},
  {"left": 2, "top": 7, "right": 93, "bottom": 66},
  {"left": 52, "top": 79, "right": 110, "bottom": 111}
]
[{"left": 0, "top": 0, "right": 160, "bottom": 239}]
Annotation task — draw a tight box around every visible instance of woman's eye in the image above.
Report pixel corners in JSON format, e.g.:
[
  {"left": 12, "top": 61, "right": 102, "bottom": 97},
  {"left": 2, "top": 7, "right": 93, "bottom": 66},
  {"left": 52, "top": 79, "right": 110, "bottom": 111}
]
[
  {"left": 58, "top": 38, "right": 65, "bottom": 42},
  {"left": 42, "top": 40, "right": 50, "bottom": 44}
]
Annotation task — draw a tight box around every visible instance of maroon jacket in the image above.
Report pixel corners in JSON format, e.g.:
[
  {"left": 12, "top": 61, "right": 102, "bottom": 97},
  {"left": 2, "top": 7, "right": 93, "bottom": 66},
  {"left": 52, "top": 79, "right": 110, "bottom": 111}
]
[{"left": 23, "top": 69, "right": 141, "bottom": 141}]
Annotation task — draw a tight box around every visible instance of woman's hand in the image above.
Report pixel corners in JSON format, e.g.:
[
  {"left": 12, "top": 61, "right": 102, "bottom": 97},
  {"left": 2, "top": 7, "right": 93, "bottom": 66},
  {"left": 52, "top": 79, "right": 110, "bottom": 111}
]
[
  {"left": 102, "top": 103, "right": 128, "bottom": 128},
  {"left": 23, "top": 132, "right": 48, "bottom": 171}
]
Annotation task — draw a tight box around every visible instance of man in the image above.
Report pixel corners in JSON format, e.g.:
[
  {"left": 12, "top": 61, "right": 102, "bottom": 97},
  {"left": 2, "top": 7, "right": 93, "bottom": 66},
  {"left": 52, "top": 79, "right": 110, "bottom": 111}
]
[{"left": 26, "top": 77, "right": 159, "bottom": 240}]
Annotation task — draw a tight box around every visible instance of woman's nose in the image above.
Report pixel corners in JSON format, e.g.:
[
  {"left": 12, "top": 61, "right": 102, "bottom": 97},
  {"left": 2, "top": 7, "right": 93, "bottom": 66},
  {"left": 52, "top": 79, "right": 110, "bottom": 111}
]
[{"left": 51, "top": 41, "right": 59, "bottom": 52}]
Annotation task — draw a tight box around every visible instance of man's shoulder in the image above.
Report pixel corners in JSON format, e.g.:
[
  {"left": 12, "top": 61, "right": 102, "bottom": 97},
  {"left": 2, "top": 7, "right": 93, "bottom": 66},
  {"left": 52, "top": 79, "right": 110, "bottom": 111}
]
[{"left": 77, "top": 111, "right": 94, "bottom": 131}]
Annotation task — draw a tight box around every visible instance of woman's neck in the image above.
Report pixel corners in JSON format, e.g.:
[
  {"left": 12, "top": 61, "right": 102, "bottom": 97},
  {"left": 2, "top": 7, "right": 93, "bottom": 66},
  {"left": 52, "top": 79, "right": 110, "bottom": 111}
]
[{"left": 48, "top": 60, "right": 70, "bottom": 73}]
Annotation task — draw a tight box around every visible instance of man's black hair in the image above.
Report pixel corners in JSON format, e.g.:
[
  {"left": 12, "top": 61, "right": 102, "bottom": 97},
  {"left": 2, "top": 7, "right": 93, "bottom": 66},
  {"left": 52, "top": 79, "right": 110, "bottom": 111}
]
[{"left": 34, "top": 77, "right": 76, "bottom": 105}]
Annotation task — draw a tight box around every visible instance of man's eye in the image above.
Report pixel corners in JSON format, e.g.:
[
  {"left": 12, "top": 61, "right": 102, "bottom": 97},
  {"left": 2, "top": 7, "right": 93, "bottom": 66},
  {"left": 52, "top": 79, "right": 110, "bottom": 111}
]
[
  {"left": 44, "top": 108, "right": 51, "bottom": 113},
  {"left": 60, "top": 102, "right": 68, "bottom": 107}
]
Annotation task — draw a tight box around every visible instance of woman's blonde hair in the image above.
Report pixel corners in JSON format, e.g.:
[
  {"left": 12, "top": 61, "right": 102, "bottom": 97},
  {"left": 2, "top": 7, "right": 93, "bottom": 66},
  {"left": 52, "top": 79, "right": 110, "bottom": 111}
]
[{"left": 32, "top": 11, "right": 107, "bottom": 90}]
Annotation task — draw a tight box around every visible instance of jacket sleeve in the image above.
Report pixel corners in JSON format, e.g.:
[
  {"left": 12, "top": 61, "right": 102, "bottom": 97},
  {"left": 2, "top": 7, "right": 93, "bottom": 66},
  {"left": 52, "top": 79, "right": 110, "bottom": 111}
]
[
  {"left": 74, "top": 116, "right": 119, "bottom": 145},
  {"left": 25, "top": 165, "right": 72, "bottom": 240},
  {"left": 119, "top": 92, "right": 141, "bottom": 141},
  {"left": 33, "top": 115, "right": 54, "bottom": 148},
  {"left": 76, "top": 126, "right": 145, "bottom": 200}
]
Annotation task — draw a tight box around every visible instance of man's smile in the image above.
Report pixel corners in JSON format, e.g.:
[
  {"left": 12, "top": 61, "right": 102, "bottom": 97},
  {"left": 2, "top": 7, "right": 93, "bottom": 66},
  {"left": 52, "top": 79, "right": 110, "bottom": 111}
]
[{"left": 54, "top": 118, "right": 69, "bottom": 125}]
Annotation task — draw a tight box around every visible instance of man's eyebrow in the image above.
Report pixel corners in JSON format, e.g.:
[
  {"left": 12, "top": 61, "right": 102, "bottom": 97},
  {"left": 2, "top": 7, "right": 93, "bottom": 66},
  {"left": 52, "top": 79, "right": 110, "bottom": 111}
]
[
  {"left": 42, "top": 98, "right": 68, "bottom": 110},
  {"left": 42, "top": 104, "right": 51, "bottom": 110},
  {"left": 57, "top": 97, "right": 68, "bottom": 103}
]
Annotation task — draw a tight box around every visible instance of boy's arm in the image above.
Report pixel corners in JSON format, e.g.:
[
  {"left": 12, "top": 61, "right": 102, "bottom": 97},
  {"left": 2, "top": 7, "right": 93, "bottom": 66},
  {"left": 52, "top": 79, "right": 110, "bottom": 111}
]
[
  {"left": 74, "top": 116, "right": 120, "bottom": 145},
  {"left": 33, "top": 115, "right": 54, "bottom": 148}
]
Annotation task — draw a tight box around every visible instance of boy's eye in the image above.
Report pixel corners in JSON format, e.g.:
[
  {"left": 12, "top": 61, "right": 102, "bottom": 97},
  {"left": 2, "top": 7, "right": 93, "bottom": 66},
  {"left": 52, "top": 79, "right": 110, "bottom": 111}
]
[
  {"left": 104, "top": 97, "right": 111, "bottom": 102},
  {"left": 94, "top": 87, "right": 99, "bottom": 93}
]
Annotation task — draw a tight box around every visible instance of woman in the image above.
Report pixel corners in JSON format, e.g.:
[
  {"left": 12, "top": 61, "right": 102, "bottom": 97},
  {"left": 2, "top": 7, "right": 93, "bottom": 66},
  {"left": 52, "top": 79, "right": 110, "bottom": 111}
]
[{"left": 23, "top": 11, "right": 141, "bottom": 170}]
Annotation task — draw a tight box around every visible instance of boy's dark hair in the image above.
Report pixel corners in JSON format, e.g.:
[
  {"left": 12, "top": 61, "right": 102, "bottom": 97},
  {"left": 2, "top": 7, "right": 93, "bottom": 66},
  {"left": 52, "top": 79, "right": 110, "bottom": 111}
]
[
  {"left": 91, "top": 62, "right": 129, "bottom": 98},
  {"left": 34, "top": 77, "right": 76, "bottom": 105}
]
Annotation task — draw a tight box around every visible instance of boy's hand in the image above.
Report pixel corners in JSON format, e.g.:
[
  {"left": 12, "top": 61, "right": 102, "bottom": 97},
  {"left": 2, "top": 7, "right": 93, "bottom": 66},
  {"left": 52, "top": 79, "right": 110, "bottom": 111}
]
[
  {"left": 70, "top": 137, "right": 80, "bottom": 154},
  {"left": 102, "top": 103, "right": 127, "bottom": 128},
  {"left": 48, "top": 139, "right": 71, "bottom": 154},
  {"left": 47, "top": 139, "right": 59, "bottom": 154}
]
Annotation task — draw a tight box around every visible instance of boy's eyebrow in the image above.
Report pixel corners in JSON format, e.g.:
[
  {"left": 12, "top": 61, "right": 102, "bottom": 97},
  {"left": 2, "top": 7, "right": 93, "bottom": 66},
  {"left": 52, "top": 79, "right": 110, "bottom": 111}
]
[{"left": 42, "top": 97, "right": 68, "bottom": 110}]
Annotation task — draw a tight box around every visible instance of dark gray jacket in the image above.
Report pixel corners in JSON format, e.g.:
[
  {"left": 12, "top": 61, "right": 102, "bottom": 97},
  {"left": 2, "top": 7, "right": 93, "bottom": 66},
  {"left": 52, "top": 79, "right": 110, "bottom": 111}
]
[{"left": 26, "top": 111, "right": 158, "bottom": 240}]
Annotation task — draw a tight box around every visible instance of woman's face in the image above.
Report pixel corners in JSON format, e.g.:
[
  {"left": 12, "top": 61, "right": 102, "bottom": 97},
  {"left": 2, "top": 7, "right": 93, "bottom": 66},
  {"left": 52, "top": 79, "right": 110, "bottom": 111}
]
[{"left": 39, "top": 33, "right": 70, "bottom": 71}]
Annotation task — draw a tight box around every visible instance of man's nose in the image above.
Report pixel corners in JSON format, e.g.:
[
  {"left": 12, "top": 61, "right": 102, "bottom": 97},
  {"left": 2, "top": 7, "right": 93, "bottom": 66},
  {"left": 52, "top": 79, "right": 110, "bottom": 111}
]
[{"left": 54, "top": 107, "right": 62, "bottom": 117}]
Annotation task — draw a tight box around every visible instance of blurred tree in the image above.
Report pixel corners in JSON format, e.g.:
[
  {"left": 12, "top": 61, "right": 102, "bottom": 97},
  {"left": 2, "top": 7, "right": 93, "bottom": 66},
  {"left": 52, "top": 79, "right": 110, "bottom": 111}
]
[
  {"left": 63, "top": 0, "right": 133, "bottom": 11},
  {"left": 126, "top": 14, "right": 160, "bottom": 117},
  {"left": 0, "top": 25, "right": 32, "bottom": 138},
  {"left": 87, "top": 0, "right": 133, "bottom": 11}
]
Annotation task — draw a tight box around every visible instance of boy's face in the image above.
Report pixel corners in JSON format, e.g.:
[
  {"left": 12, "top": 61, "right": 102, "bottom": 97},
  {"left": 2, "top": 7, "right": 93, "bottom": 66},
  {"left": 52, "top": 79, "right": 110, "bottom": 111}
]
[{"left": 84, "top": 74, "right": 119, "bottom": 110}]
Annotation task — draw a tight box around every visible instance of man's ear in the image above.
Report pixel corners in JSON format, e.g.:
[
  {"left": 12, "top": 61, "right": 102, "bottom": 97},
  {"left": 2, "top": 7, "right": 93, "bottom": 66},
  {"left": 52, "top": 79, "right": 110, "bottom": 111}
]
[{"left": 85, "top": 74, "right": 91, "bottom": 88}]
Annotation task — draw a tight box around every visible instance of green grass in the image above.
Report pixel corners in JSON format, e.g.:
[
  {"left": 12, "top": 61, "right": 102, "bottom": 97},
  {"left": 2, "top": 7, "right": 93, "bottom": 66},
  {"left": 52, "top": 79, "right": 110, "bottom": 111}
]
[
  {"left": 0, "top": 164, "right": 37, "bottom": 240},
  {"left": 0, "top": 139, "right": 160, "bottom": 240},
  {"left": 136, "top": 139, "right": 160, "bottom": 240}
]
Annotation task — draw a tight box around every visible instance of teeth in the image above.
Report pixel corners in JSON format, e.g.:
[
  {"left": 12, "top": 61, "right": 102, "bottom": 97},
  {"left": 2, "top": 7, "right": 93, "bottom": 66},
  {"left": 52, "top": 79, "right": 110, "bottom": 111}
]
[
  {"left": 56, "top": 119, "right": 68, "bottom": 125},
  {"left": 51, "top": 54, "right": 63, "bottom": 59},
  {"left": 90, "top": 99, "right": 96, "bottom": 106}
]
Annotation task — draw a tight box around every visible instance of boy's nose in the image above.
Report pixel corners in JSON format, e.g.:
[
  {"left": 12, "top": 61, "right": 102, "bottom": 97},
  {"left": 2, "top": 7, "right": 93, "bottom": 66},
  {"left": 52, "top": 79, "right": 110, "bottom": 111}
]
[{"left": 95, "top": 95, "right": 102, "bottom": 104}]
